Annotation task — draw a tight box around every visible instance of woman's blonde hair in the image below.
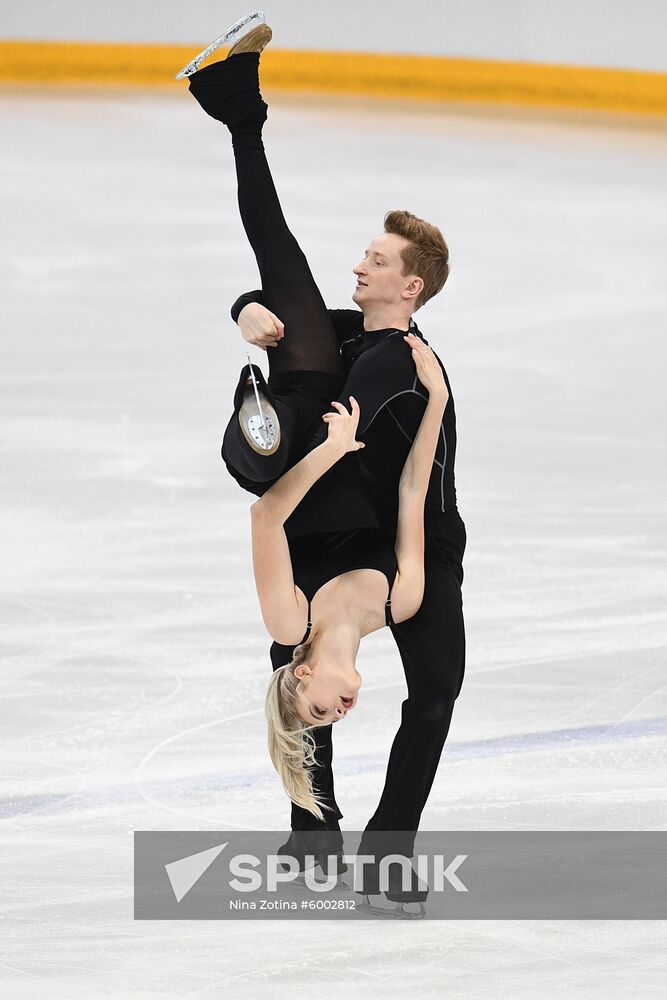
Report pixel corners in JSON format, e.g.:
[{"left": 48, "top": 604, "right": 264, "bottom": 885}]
[{"left": 265, "top": 639, "right": 333, "bottom": 822}]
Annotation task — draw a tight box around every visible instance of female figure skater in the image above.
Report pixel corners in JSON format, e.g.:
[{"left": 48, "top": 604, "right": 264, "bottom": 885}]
[{"left": 184, "top": 29, "right": 448, "bottom": 828}]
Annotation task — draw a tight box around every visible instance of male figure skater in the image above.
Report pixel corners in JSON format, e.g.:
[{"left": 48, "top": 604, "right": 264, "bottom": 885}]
[
  {"left": 230, "top": 207, "right": 467, "bottom": 888},
  {"left": 184, "top": 15, "right": 465, "bottom": 917}
]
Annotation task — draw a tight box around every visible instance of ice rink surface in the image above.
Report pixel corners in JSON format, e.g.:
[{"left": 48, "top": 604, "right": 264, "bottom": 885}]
[{"left": 1, "top": 82, "right": 666, "bottom": 997}]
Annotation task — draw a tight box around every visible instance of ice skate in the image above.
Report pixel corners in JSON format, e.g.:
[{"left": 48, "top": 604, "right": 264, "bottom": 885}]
[
  {"left": 236, "top": 358, "right": 281, "bottom": 456},
  {"left": 221, "top": 360, "right": 289, "bottom": 483},
  {"left": 175, "top": 10, "right": 271, "bottom": 79},
  {"left": 355, "top": 858, "right": 428, "bottom": 920},
  {"left": 276, "top": 829, "right": 350, "bottom": 889}
]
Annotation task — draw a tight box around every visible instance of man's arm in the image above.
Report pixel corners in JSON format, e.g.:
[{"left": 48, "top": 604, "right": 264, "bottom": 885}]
[
  {"left": 231, "top": 289, "right": 363, "bottom": 351},
  {"left": 326, "top": 308, "right": 365, "bottom": 349},
  {"left": 230, "top": 289, "right": 264, "bottom": 324}
]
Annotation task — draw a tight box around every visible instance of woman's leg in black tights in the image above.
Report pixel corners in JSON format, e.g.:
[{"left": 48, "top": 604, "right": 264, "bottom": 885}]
[
  {"left": 189, "top": 54, "right": 344, "bottom": 481},
  {"left": 227, "top": 58, "right": 342, "bottom": 379}
]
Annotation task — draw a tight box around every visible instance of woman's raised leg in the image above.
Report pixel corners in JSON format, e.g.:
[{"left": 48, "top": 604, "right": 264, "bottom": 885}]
[{"left": 188, "top": 52, "right": 343, "bottom": 379}]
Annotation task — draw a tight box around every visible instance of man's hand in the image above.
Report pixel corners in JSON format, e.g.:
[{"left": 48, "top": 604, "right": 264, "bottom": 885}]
[{"left": 237, "top": 302, "right": 285, "bottom": 351}]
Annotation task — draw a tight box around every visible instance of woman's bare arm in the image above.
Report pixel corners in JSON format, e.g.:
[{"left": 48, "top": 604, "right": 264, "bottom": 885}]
[
  {"left": 249, "top": 504, "right": 308, "bottom": 644},
  {"left": 253, "top": 439, "right": 342, "bottom": 526},
  {"left": 391, "top": 335, "right": 448, "bottom": 622},
  {"left": 249, "top": 398, "right": 363, "bottom": 641}
]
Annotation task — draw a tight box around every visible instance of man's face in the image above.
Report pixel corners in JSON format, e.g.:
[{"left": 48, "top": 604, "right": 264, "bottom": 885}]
[{"left": 352, "top": 232, "right": 415, "bottom": 311}]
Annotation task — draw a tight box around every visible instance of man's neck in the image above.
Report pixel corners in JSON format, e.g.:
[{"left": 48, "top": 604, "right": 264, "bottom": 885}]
[{"left": 361, "top": 306, "right": 412, "bottom": 333}]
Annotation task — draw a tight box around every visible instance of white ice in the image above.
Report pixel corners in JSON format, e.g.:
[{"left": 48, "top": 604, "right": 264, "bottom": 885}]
[{"left": 1, "top": 83, "right": 666, "bottom": 998}]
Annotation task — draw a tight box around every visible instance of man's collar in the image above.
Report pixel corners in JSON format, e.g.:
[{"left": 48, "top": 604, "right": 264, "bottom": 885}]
[{"left": 360, "top": 316, "right": 418, "bottom": 337}]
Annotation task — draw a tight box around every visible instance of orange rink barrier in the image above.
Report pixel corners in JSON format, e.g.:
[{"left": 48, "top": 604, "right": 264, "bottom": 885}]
[{"left": 1, "top": 40, "right": 666, "bottom": 115}]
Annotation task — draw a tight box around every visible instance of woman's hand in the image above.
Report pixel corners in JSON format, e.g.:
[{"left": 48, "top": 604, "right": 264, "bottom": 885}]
[
  {"left": 404, "top": 332, "right": 449, "bottom": 404},
  {"left": 321, "top": 396, "right": 366, "bottom": 457},
  {"left": 238, "top": 302, "right": 285, "bottom": 351}
]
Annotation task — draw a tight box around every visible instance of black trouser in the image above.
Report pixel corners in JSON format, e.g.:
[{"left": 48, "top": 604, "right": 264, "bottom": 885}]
[{"left": 271, "top": 511, "right": 466, "bottom": 858}]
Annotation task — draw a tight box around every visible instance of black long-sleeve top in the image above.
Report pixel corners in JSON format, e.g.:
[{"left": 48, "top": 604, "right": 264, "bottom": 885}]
[{"left": 231, "top": 290, "right": 461, "bottom": 532}]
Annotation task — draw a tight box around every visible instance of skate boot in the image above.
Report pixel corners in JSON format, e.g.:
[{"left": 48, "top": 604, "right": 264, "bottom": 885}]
[
  {"left": 227, "top": 22, "right": 273, "bottom": 59},
  {"left": 175, "top": 10, "right": 271, "bottom": 79},
  {"left": 384, "top": 859, "right": 428, "bottom": 918},
  {"left": 277, "top": 829, "right": 350, "bottom": 890},
  {"left": 182, "top": 16, "right": 271, "bottom": 130},
  {"left": 221, "top": 361, "right": 289, "bottom": 484},
  {"left": 355, "top": 856, "right": 428, "bottom": 919}
]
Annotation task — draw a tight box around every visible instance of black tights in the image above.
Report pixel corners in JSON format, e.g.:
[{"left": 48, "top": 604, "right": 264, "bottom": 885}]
[{"left": 230, "top": 115, "right": 343, "bottom": 379}]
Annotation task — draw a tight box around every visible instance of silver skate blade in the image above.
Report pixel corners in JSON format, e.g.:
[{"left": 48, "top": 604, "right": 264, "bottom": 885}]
[
  {"left": 175, "top": 10, "right": 265, "bottom": 79},
  {"left": 392, "top": 901, "right": 426, "bottom": 919},
  {"left": 245, "top": 353, "right": 267, "bottom": 430}
]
